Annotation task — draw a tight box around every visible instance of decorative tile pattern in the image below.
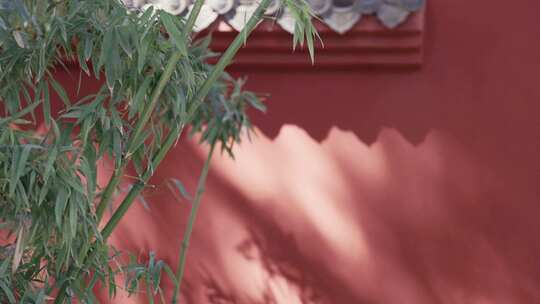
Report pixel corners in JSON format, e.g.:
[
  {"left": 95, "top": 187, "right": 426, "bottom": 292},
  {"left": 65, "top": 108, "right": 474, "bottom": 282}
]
[{"left": 123, "top": 0, "right": 424, "bottom": 34}]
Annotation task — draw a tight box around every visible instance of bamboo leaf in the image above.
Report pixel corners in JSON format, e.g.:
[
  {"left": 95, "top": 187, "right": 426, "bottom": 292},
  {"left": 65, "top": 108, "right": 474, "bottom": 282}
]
[
  {"left": 17, "top": 181, "right": 30, "bottom": 208},
  {"left": 39, "top": 82, "right": 50, "bottom": 123},
  {"left": 137, "top": 32, "right": 152, "bottom": 73},
  {"left": 245, "top": 93, "right": 266, "bottom": 112},
  {"left": 34, "top": 289, "right": 46, "bottom": 304},
  {"left": 146, "top": 276, "right": 155, "bottom": 304},
  {"left": 160, "top": 13, "right": 187, "bottom": 56},
  {"left": 50, "top": 119, "right": 61, "bottom": 142},
  {"left": 59, "top": 169, "right": 85, "bottom": 194},
  {"left": 138, "top": 195, "right": 150, "bottom": 211},
  {"left": 105, "top": 31, "right": 121, "bottom": 90},
  {"left": 37, "top": 146, "right": 58, "bottom": 205},
  {"left": 153, "top": 260, "right": 163, "bottom": 290},
  {"left": 0, "top": 100, "right": 40, "bottom": 127},
  {"left": 112, "top": 128, "right": 122, "bottom": 167},
  {"left": 129, "top": 76, "right": 152, "bottom": 119},
  {"left": 167, "top": 178, "right": 192, "bottom": 202},
  {"left": 49, "top": 78, "right": 70, "bottom": 108},
  {"left": 305, "top": 21, "right": 315, "bottom": 64},
  {"left": 69, "top": 198, "right": 78, "bottom": 239},
  {"left": 12, "top": 226, "right": 25, "bottom": 274},
  {"left": 13, "top": 30, "right": 27, "bottom": 48},
  {"left": 0, "top": 281, "right": 16, "bottom": 303},
  {"left": 77, "top": 38, "right": 90, "bottom": 75},
  {"left": 9, "top": 145, "right": 31, "bottom": 196},
  {"left": 82, "top": 144, "right": 97, "bottom": 203},
  {"left": 98, "top": 28, "right": 114, "bottom": 74},
  {"left": 161, "top": 263, "right": 178, "bottom": 286},
  {"left": 55, "top": 187, "right": 69, "bottom": 228},
  {"left": 116, "top": 26, "right": 133, "bottom": 58},
  {"left": 0, "top": 258, "right": 9, "bottom": 276}
]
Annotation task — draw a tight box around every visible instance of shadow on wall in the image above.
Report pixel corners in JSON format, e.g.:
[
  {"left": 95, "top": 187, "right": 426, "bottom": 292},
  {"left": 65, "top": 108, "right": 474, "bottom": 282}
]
[
  {"left": 103, "top": 125, "right": 540, "bottom": 304},
  {"left": 49, "top": 0, "right": 540, "bottom": 298},
  {"left": 40, "top": 35, "right": 540, "bottom": 303}
]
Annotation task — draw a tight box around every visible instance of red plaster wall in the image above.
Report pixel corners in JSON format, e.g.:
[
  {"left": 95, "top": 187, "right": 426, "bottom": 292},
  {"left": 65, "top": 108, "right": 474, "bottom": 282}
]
[{"left": 51, "top": 0, "right": 540, "bottom": 302}]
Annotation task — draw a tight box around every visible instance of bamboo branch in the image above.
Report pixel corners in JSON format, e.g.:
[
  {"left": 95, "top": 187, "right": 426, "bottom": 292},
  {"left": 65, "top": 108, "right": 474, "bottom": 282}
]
[
  {"left": 100, "top": 0, "right": 272, "bottom": 240},
  {"left": 94, "top": 0, "right": 206, "bottom": 222}
]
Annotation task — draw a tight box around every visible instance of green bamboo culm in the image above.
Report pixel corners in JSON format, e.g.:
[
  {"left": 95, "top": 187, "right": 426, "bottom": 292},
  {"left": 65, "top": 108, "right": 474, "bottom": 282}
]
[
  {"left": 94, "top": 50, "right": 184, "bottom": 222},
  {"left": 171, "top": 143, "right": 216, "bottom": 304},
  {"left": 95, "top": 0, "right": 207, "bottom": 222},
  {"left": 101, "top": 0, "right": 273, "bottom": 242}
]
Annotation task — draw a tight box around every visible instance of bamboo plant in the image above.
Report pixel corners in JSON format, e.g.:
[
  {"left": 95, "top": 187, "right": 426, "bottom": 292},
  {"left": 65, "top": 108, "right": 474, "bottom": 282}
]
[{"left": 0, "top": 0, "right": 317, "bottom": 302}]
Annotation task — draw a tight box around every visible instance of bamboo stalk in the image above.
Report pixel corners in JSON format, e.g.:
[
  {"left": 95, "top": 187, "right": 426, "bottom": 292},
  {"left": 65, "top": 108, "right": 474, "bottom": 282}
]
[
  {"left": 183, "top": 0, "right": 205, "bottom": 37},
  {"left": 171, "top": 144, "right": 215, "bottom": 304},
  {"left": 100, "top": 0, "right": 272, "bottom": 241},
  {"left": 94, "top": 51, "right": 183, "bottom": 221},
  {"left": 94, "top": 0, "right": 206, "bottom": 222}
]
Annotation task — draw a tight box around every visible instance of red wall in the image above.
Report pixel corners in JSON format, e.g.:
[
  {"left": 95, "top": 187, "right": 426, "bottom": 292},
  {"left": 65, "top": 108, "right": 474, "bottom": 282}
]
[{"left": 53, "top": 0, "right": 540, "bottom": 302}]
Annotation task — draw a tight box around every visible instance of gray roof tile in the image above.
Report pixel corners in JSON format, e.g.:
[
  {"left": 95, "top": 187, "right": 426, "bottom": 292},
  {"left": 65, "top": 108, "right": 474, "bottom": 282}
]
[{"left": 123, "top": 0, "right": 424, "bottom": 33}]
